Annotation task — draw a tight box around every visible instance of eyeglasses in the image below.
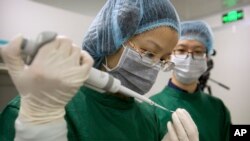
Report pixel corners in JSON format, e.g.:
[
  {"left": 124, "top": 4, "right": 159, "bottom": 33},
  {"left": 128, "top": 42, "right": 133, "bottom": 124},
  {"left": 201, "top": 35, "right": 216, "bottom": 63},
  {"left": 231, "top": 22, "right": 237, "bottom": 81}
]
[
  {"left": 124, "top": 42, "right": 175, "bottom": 72},
  {"left": 173, "top": 49, "right": 206, "bottom": 60}
]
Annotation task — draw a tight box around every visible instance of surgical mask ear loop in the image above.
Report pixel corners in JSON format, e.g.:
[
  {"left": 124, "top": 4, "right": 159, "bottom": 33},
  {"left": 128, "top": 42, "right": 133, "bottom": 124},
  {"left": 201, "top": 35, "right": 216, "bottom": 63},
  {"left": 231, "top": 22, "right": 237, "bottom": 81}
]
[
  {"left": 127, "top": 41, "right": 141, "bottom": 54},
  {"left": 102, "top": 45, "right": 126, "bottom": 71},
  {"left": 102, "top": 57, "right": 112, "bottom": 71}
]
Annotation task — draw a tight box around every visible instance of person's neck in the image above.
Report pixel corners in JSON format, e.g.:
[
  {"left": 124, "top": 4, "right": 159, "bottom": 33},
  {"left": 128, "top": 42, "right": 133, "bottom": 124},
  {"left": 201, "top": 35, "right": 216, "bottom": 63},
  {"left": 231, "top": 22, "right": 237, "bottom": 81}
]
[{"left": 171, "top": 76, "right": 198, "bottom": 94}]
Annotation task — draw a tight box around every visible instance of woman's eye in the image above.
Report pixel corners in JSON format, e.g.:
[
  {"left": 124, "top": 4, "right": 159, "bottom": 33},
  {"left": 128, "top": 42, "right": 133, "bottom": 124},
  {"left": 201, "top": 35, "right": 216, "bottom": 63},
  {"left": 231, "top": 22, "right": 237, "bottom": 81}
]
[
  {"left": 194, "top": 50, "right": 204, "bottom": 55},
  {"left": 176, "top": 49, "right": 186, "bottom": 53},
  {"left": 145, "top": 52, "right": 155, "bottom": 58}
]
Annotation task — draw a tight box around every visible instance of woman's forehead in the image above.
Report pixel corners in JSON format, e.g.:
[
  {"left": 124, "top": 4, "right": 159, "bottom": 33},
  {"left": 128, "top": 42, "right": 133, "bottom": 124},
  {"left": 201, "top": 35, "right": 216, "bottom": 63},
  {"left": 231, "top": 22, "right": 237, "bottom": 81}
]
[{"left": 133, "top": 27, "right": 178, "bottom": 48}]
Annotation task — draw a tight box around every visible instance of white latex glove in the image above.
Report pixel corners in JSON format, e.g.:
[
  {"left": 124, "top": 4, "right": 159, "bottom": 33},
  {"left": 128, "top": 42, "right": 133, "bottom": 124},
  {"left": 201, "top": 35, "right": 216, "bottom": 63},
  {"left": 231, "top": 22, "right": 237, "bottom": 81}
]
[
  {"left": 162, "top": 108, "right": 199, "bottom": 141},
  {"left": 1, "top": 35, "right": 93, "bottom": 124}
]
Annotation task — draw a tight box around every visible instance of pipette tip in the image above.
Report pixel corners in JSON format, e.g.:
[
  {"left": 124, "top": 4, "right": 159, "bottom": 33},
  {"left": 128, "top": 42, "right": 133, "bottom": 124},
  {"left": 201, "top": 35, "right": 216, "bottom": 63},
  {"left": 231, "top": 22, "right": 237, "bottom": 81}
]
[{"left": 154, "top": 103, "right": 174, "bottom": 113}]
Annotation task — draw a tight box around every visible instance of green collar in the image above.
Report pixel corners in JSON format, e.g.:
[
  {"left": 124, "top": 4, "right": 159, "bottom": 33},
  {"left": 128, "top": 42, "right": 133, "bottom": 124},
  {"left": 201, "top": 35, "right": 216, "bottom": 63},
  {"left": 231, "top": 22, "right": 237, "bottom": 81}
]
[
  {"left": 163, "top": 86, "right": 202, "bottom": 100},
  {"left": 80, "top": 87, "right": 135, "bottom": 110}
]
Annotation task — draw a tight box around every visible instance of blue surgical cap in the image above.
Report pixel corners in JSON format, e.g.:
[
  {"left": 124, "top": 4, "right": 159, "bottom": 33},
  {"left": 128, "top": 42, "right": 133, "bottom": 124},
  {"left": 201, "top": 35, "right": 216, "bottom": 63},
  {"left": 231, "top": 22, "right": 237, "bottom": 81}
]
[
  {"left": 180, "top": 21, "right": 214, "bottom": 54},
  {"left": 0, "top": 39, "right": 8, "bottom": 45},
  {"left": 82, "top": 0, "right": 180, "bottom": 68}
]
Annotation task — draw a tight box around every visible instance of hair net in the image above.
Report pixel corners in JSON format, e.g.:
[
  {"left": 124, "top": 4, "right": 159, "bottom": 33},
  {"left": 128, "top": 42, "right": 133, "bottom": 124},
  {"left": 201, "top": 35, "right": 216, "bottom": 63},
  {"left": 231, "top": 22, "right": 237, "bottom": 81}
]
[
  {"left": 82, "top": 0, "right": 180, "bottom": 68},
  {"left": 0, "top": 39, "right": 8, "bottom": 45},
  {"left": 180, "top": 20, "right": 214, "bottom": 54}
]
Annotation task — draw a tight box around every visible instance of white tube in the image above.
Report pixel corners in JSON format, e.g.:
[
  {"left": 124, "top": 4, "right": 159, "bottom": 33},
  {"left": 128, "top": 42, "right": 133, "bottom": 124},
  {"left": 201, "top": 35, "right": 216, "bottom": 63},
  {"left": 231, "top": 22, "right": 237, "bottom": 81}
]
[{"left": 85, "top": 68, "right": 121, "bottom": 93}]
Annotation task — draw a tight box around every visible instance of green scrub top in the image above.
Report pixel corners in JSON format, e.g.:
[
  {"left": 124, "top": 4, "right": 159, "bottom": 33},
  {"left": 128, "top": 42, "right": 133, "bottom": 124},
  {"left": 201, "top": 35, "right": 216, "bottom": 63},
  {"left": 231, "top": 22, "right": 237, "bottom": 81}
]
[
  {"left": 0, "top": 87, "right": 162, "bottom": 141},
  {"left": 150, "top": 85, "right": 231, "bottom": 141}
]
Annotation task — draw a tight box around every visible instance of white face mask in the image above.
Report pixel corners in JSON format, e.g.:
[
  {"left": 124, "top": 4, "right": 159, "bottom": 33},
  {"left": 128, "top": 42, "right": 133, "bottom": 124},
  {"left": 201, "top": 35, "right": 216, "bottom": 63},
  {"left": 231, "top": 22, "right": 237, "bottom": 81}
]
[{"left": 171, "top": 55, "right": 207, "bottom": 84}]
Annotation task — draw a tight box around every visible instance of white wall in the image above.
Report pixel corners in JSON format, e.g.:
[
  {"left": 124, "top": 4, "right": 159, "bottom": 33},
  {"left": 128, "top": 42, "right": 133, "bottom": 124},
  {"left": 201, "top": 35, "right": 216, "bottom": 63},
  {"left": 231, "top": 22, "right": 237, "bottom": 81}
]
[
  {"left": 0, "top": 0, "right": 94, "bottom": 45},
  {"left": 147, "top": 5, "right": 250, "bottom": 124},
  {"left": 203, "top": 5, "right": 250, "bottom": 124}
]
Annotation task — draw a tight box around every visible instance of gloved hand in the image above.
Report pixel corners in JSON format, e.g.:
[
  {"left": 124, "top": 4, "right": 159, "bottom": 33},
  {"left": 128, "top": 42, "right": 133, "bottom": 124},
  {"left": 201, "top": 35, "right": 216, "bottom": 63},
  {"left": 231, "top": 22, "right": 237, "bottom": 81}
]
[
  {"left": 1, "top": 35, "right": 93, "bottom": 124},
  {"left": 162, "top": 108, "right": 199, "bottom": 141}
]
